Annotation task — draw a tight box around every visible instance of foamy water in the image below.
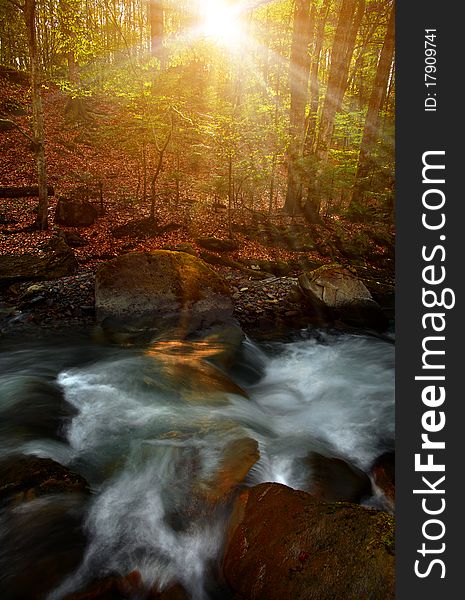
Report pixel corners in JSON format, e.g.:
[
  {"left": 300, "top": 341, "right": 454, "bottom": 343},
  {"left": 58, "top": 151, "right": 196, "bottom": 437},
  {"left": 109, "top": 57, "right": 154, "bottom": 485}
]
[{"left": 0, "top": 329, "right": 394, "bottom": 599}]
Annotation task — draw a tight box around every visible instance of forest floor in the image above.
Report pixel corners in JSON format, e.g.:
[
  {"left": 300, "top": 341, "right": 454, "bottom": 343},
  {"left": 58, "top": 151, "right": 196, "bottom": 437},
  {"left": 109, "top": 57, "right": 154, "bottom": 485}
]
[{"left": 0, "top": 70, "right": 394, "bottom": 334}]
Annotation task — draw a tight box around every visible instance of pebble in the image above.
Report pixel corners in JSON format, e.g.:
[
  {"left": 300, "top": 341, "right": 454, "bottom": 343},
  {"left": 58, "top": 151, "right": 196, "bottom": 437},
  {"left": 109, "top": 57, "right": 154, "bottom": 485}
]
[
  {"left": 0, "top": 271, "right": 96, "bottom": 331},
  {"left": 1, "top": 266, "right": 305, "bottom": 334}
]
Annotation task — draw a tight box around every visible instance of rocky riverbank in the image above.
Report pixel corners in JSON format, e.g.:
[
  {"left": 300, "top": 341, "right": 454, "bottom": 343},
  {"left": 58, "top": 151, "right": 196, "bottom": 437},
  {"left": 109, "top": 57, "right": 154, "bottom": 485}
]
[{"left": 0, "top": 244, "right": 394, "bottom": 339}]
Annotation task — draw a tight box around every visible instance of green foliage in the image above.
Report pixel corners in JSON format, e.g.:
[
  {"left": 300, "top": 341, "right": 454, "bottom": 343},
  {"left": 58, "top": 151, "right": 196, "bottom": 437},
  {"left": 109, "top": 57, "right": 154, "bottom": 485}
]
[{"left": 0, "top": 0, "right": 394, "bottom": 218}]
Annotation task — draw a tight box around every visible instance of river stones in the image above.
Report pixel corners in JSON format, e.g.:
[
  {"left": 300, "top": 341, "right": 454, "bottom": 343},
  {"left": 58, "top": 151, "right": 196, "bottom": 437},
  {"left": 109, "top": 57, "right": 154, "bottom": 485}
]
[
  {"left": 144, "top": 334, "right": 247, "bottom": 404},
  {"left": 95, "top": 251, "right": 233, "bottom": 335},
  {"left": 298, "top": 265, "right": 388, "bottom": 331},
  {"left": 222, "top": 482, "right": 395, "bottom": 600}
]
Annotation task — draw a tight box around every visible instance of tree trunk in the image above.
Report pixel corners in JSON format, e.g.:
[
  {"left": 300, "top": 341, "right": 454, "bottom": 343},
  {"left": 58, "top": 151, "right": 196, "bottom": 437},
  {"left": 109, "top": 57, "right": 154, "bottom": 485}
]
[
  {"left": 305, "top": 0, "right": 331, "bottom": 155},
  {"left": 284, "top": 0, "right": 314, "bottom": 215},
  {"left": 315, "top": 0, "right": 365, "bottom": 162},
  {"left": 228, "top": 154, "right": 233, "bottom": 237},
  {"left": 67, "top": 50, "right": 80, "bottom": 86},
  {"left": 350, "top": 2, "right": 395, "bottom": 211},
  {"left": 24, "top": 0, "right": 48, "bottom": 230}
]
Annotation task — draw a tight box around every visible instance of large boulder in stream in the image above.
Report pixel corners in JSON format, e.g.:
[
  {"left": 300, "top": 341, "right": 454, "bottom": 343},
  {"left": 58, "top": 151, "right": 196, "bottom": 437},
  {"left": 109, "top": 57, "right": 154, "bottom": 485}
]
[
  {"left": 298, "top": 265, "right": 388, "bottom": 331},
  {"left": 0, "top": 237, "right": 77, "bottom": 284},
  {"left": 223, "top": 483, "right": 395, "bottom": 600},
  {"left": 95, "top": 251, "right": 233, "bottom": 335}
]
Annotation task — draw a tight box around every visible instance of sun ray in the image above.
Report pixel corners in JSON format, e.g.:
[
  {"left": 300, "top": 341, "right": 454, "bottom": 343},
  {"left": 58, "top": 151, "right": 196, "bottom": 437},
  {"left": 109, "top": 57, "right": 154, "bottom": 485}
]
[{"left": 196, "top": 0, "right": 247, "bottom": 48}]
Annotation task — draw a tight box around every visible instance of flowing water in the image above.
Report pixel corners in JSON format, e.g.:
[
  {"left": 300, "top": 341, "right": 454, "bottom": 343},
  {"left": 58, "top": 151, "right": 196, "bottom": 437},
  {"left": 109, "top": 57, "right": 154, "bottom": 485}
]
[{"left": 0, "top": 327, "right": 394, "bottom": 599}]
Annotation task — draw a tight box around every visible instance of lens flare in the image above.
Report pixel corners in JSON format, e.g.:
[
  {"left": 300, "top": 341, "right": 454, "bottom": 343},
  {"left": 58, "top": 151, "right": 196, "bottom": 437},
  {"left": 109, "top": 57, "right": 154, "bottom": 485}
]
[{"left": 200, "top": 1, "right": 245, "bottom": 48}]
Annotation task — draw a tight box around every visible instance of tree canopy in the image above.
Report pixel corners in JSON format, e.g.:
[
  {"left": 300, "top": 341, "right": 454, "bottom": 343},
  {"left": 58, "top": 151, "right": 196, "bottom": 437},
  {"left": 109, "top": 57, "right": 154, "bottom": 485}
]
[{"left": 0, "top": 0, "right": 394, "bottom": 227}]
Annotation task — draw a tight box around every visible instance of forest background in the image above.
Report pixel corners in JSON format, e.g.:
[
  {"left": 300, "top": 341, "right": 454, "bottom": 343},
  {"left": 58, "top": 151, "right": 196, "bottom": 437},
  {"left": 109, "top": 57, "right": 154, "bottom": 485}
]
[{"left": 0, "top": 0, "right": 395, "bottom": 318}]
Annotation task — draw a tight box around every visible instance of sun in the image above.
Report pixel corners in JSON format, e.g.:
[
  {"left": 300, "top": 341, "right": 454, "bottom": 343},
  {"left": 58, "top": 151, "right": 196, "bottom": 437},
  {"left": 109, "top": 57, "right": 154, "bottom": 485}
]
[{"left": 199, "top": 1, "right": 245, "bottom": 48}]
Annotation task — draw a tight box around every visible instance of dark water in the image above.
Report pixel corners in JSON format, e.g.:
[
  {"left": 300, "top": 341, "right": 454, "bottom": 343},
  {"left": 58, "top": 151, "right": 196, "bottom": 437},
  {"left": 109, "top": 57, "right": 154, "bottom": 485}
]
[{"left": 0, "top": 328, "right": 394, "bottom": 599}]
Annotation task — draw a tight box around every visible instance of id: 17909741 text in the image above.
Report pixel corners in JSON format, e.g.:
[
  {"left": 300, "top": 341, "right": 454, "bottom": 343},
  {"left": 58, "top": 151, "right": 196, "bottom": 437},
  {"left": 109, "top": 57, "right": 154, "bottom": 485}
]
[{"left": 425, "top": 29, "right": 438, "bottom": 112}]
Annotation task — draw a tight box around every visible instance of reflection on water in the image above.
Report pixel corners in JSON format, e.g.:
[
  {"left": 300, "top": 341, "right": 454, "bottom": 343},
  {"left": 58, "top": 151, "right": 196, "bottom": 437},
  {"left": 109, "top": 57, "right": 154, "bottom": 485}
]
[{"left": 0, "top": 328, "right": 394, "bottom": 599}]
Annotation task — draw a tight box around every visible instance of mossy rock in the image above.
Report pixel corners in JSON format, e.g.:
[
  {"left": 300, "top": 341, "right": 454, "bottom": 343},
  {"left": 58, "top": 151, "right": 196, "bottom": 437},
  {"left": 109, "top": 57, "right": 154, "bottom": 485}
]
[{"left": 95, "top": 251, "right": 233, "bottom": 335}]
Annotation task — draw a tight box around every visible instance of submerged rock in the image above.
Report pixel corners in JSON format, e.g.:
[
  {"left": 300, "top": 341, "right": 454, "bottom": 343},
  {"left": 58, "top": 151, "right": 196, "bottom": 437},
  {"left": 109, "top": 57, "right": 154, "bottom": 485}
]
[
  {"left": 63, "top": 572, "right": 189, "bottom": 600},
  {"left": 95, "top": 251, "right": 233, "bottom": 336},
  {"left": 0, "top": 495, "right": 88, "bottom": 600},
  {"left": 299, "top": 265, "right": 388, "bottom": 331},
  {"left": 0, "top": 376, "right": 76, "bottom": 441},
  {"left": 223, "top": 482, "right": 395, "bottom": 600},
  {"left": 199, "top": 437, "right": 260, "bottom": 503}
]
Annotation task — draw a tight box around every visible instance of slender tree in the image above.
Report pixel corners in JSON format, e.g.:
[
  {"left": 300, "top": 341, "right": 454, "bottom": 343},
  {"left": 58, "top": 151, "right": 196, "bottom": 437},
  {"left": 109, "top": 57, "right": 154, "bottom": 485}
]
[
  {"left": 315, "top": 0, "right": 365, "bottom": 162},
  {"left": 350, "top": 0, "right": 395, "bottom": 211},
  {"left": 305, "top": 0, "right": 331, "bottom": 155},
  {"left": 284, "top": 0, "right": 314, "bottom": 215},
  {"left": 24, "top": 0, "right": 48, "bottom": 229}
]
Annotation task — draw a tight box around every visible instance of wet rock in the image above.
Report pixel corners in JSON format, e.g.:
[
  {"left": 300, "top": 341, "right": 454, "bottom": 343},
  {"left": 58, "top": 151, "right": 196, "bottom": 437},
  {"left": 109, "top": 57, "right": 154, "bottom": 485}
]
[
  {"left": 0, "top": 237, "right": 78, "bottom": 283},
  {"left": 0, "top": 455, "right": 90, "bottom": 505},
  {"left": 199, "top": 437, "right": 260, "bottom": 502},
  {"left": 223, "top": 482, "right": 395, "bottom": 600},
  {"left": 0, "top": 376, "right": 77, "bottom": 441},
  {"left": 63, "top": 571, "right": 145, "bottom": 600},
  {"left": 95, "top": 251, "right": 233, "bottom": 335},
  {"left": 371, "top": 451, "right": 395, "bottom": 507},
  {"left": 157, "top": 583, "right": 189, "bottom": 600},
  {"left": 305, "top": 452, "right": 372, "bottom": 504},
  {"left": 0, "top": 494, "right": 88, "bottom": 600},
  {"left": 299, "top": 265, "right": 388, "bottom": 331},
  {"left": 55, "top": 196, "right": 98, "bottom": 227},
  {"left": 21, "top": 283, "right": 46, "bottom": 298},
  {"left": 197, "top": 237, "right": 239, "bottom": 252},
  {"left": 63, "top": 573, "right": 188, "bottom": 600},
  {"left": 144, "top": 337, "right": 248, "bottom": 403}
]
